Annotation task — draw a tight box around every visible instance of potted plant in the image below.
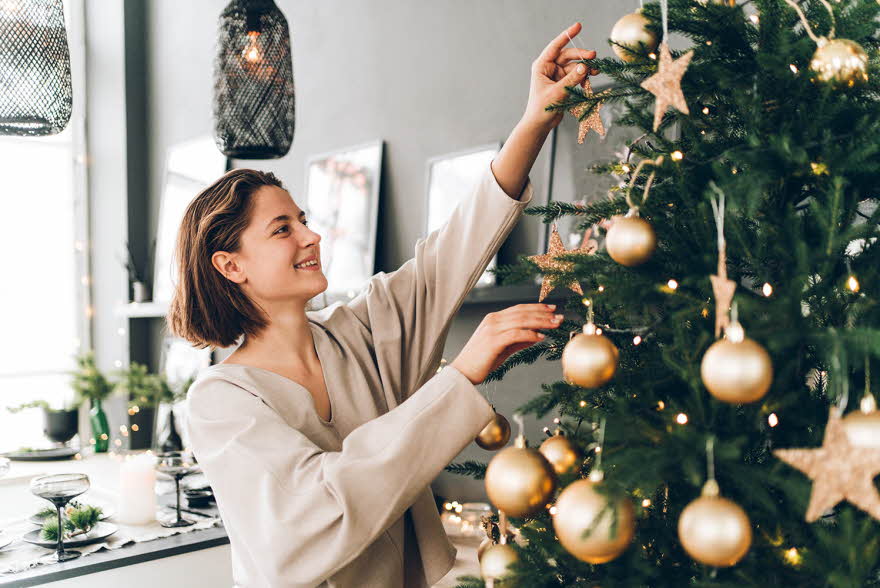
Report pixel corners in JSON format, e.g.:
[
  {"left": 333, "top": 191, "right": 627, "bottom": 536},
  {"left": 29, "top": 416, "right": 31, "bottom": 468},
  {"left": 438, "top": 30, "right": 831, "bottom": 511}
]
[
  {"left": 6, "top": 399, "right": 81, "bottom": 448},
  {"left": 70, "top": 352, "right": 115, "bottom": 453}
]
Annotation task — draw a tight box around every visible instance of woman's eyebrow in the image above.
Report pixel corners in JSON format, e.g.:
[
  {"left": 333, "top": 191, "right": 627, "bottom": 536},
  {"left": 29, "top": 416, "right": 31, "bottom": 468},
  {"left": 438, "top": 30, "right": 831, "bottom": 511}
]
[{"left": 265, "top": 211, "right": 307, "bottom": 231}]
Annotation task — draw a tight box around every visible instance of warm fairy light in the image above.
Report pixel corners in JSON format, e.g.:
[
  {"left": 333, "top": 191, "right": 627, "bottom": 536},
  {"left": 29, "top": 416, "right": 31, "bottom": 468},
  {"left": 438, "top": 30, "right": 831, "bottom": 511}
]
[
  {"left": 700, "top": 130, "right": 706, "bottom": 135},
  {"left": 117, "top": 327, "right": 126, "bottom": 336},
  {"left": 731, "top": 168, "right": 739, "bottom": 174},
  {"left": 114, "top": 360, "right": 122, "bottom": 368},
  {"left": 595, "top": 446, "right": 602, "bottom": 454},
  {"left": 119, "top": 425, "right": 128, "bottom": 433},
  {"left": 671, "top": 150, "right": 684, "bottom": 161},
  {"left": 543, "top": 426, "right": 551, "bottom": 434},
  {"left": 549, "top": 506, "right": 558, "bottom": 515},
  {"left": 667, "top": 279, "right": 679, "bottom": 290},
  {"left": 131, "top": 424, "right": 139, "bottom": 432},
  {"left": 621, "top": 164, "right": 631, "bottom": 173},
  {"left": 553, "top": 417, "right": 561, "bottom": 424},
  {"left": 242, "top": 31, "right": 263, "bottom": 62},
  {"left": 657, "top": 401, "right": 665, "bottom": 410},
  {"left": 676, "top": 413, "right": 688, "bottom": 425},
  {"left": 89, "top": 438, "right": 96, "bottom": 445},
  {"left": 100, "top": 433, "right": 108, "bottom": 441},
  {"left": 80, "top": 275, "right": 90, "bottom": 286},
  {"left": 784, "top": 547, "right": 802, "bottom": 566},
  {"left": 701, "top": 308, "right": 709, "bottom": 318},
  {"left": 582, "top": 298, "right": 591, "bottom": 307},
  {"left": 706, "top": 40, "right": 713, "bottom": 46},
  {"left": 84, "top": 305, "right": 94, "bottom": 318},
  {"left": 114, "top": 439, "right": 122, "bottom": 447},
  {"left": 790, "top": 64, "right": 799, "bottom": 74},
  {"left": 595, "top": 328, "right": 603, "bottom": 335},
  {"left": 597, "top": 285, "right": 605, "bottom": 292},
  {"left": 848, "top": 275, "right": 860, "bottom": 292},
  {"left": 74, "top": 453, "right": 82, "bottom": 460},
  {"left": 763, "top": 283, "right": 773, "bottom": 297},
  {"left": 749, "top": 14, "right": 759, "bottom": 24},
  {"left": 633, "top": 335, "right": 642, "bottom": 345},
  {"left": 642, "top": 499, "right": 652, "bottom": 507},
  {"left": 649, "top": 52, "right": 657, "bottom": 60},
  {"left": 579, "top": 400, "right": 587, "bottom": 407},
  {"left": 701, "top": 106, "right": 710, "bottom": 115},
  {"left": 768, "top": 413, "right": 779, "bottom": 427}
]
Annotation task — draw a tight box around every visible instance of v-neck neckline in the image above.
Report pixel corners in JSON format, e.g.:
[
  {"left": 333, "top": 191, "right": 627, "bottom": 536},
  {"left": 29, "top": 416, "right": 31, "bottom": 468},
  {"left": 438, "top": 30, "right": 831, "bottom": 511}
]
[{"left": 210, "top": 321, "right": 335, "bottom": 426}]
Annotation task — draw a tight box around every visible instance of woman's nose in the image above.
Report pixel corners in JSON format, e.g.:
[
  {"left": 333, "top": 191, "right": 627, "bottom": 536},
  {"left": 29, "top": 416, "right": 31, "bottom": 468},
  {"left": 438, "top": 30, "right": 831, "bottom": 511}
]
[{"left": 299, "top": 224, "right": 320, "bottom": 247}]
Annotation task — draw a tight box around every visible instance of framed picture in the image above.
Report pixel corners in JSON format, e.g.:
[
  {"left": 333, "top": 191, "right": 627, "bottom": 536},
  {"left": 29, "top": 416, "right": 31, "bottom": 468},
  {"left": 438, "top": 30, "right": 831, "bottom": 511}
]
[
  {"left": 304, "top": 140, "right": 383, "bottom": 298},
  {"left": 152, "top": 136, "right": 228, "bottom": 303},
  {"left": 425, "top": 143, "right": 501, "bottom": 287},
  {"left": 545, "top": 84, "right": 641, "bottom": 252}
]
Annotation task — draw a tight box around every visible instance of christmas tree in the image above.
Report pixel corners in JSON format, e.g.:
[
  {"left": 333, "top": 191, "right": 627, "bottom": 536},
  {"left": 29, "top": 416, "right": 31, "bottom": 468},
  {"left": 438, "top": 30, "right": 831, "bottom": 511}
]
[{"left": 449, "top": 0, "right": 880, "bottom": 585}]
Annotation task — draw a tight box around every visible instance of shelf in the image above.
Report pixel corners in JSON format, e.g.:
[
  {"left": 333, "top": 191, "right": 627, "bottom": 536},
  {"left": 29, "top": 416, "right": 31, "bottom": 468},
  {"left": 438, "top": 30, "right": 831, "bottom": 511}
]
[{"left": 114, "top": 284, "right": 552, "bottom": 320}]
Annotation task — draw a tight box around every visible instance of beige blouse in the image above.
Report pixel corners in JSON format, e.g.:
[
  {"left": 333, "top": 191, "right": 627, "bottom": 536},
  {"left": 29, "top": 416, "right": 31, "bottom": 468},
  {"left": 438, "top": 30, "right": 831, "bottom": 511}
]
[{"left": 185, "top": 161, "right": 534, "bottom": 587}]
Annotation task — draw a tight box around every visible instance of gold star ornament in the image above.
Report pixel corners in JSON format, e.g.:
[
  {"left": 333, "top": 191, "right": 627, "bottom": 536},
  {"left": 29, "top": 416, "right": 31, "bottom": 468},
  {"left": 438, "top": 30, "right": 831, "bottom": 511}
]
[
  {"left": 529, "top": 225, "right": 593, "bottom": 302},
  {"left": 640, "top": 42, "right": 693, "bottom": 131},
  {"left": 568, "top": 78, "right": 605, "bottom": 144},
  {"left": 774, "top": 409, "right": 880, "bottom": 522}
]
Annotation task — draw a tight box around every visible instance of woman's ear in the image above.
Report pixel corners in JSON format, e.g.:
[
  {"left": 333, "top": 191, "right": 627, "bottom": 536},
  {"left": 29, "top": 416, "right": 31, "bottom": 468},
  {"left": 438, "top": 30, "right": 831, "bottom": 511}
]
[{"left": 212, "top": 251, "right": 246, "bottom": 284}]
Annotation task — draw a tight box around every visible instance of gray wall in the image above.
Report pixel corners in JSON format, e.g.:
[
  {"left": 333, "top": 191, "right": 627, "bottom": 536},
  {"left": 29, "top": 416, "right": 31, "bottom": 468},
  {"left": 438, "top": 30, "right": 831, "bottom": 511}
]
[{"left": 118, "top": 0, "right": 628, "bottom": 501}]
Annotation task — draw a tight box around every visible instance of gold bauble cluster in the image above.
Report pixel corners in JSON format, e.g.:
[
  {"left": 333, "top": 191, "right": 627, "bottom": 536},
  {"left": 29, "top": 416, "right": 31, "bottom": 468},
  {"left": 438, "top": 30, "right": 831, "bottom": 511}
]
[
  {"left": 562, "top": 324, "right": 619, "bottom": 389},
  {"left": 678, "top": 481, "right": 752, "bottom": 567},
  {"left": 476, "top": 411, "right": 511, "bottom": 451},
  {"left": 605, "top": 215, "right": 657, "bottom": 267},
  {"left": 610, "top": 11, "right": 659, "bottom": 63},
  {"left": 552, "top": 475, "right": 636, "bottom": 564},
  {"left": 539, "top": 434, "right": 581, "bottom": 475},
  {"left": 810, "top": 38, "right": 869, "bottom": 88},
  {"left": 700, "top": 331, "right": 773, "bottom": 404},
  {"left": 485, "top": 437, "right": 557, "bottom": 518}
]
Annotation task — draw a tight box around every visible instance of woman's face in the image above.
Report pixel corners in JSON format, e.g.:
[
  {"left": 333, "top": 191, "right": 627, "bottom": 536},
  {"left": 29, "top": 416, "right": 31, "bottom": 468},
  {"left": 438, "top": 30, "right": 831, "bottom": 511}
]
[{"left": 221, "top": 184, "right": 327, "bottom": 305}]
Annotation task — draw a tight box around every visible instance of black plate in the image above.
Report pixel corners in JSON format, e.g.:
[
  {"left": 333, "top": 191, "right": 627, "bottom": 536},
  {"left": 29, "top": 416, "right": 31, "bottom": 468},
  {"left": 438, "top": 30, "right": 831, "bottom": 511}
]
[
  {"left": 1, "top": 447, "right": 79, "bottom": 461},
  {"left": 23, "top": 521, "right": 117, "bottom": 548}
]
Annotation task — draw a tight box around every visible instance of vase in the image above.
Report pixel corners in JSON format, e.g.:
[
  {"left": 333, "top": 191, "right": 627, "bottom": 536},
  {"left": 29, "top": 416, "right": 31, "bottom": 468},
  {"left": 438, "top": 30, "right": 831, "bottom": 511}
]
[
  {"left": 132, "top": 281, "right": 149, "bottom": 303},
  {"left": 90, "top": 399, "right": 110, "bottom": 453},
  {"left": 42, "top": 408, "right": 78, "bottom": 446},
  {"left": 157, "top": 405, "right": 183, "bottom": 453}
]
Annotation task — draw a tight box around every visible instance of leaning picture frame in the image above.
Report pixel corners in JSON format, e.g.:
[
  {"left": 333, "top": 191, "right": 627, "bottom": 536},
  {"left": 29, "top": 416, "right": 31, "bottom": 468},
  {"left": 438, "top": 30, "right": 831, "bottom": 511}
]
[
  {"left": 304, "top": 140, "right": 384, "bottom": 300},
  {"left": 424, "top": 143, "right": 502, "bottom": 287},
  {"left": 152, "top": 136, "right": 229, "bottom": 303}
]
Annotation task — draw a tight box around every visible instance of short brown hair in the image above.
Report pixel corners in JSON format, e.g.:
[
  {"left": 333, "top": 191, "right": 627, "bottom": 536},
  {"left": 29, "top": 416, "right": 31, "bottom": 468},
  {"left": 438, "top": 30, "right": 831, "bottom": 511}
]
[{"left": 167, "top": 168, "right": 285, "bottom": 349}]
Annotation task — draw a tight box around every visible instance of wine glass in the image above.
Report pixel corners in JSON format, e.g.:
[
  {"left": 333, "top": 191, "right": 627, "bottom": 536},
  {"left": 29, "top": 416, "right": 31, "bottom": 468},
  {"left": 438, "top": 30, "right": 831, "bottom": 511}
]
[
  {"left": 29, "top": 473, "right": 90, "bottom": 562},
  {"left": 154, "top": 451, "right": 200, "bottom": 528}
]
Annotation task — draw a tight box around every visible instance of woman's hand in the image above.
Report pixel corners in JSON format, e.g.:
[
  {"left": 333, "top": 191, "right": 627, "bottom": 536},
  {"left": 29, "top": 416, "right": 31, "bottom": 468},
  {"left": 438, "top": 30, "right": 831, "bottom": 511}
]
[
  {"left": 451, "top": 303, "right": 563, "bottom": 385},
  {"left": 521, "top": 22, "right": 599, "bottom": 133}
]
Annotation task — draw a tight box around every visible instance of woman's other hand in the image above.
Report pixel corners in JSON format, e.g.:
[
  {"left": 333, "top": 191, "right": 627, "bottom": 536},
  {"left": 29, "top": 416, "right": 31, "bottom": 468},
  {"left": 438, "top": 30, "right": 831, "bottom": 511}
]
[
  {"left": 451, "top": 304, "right": 563, "bottom": 385},
  {"left": 521, "top": 22, "right": 599, "bottom": 133}
]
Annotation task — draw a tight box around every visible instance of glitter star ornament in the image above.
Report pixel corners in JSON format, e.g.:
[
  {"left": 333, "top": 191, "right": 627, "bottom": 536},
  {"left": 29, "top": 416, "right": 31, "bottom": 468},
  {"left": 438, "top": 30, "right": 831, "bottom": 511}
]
[
  {"left": 529, "top": 225, "right": 592, "bottom": 302},
  {"left": 640, "top": 42, "right": 693, "bottom": 131},
  {"left": 774, "top": 409, "right": 880, "bottom": 522},
  {"left": 568, "top": 78, "right": 605, "bottom": 144}
]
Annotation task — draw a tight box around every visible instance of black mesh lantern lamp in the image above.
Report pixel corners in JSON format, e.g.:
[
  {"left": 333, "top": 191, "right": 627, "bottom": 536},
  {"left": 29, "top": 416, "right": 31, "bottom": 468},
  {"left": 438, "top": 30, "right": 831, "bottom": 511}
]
[
  {"left": 0, "top": 0, "right": 73, "bottom": 137},
  {"left": 214, "top": 0, "right": 295, "bottom": 159}
]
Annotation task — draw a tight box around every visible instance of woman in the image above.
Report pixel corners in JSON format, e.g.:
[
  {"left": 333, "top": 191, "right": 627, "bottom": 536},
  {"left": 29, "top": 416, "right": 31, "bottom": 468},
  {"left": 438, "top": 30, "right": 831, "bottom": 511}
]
[{"left": 169, "top": 23, "right": 597, "bottom": 587}]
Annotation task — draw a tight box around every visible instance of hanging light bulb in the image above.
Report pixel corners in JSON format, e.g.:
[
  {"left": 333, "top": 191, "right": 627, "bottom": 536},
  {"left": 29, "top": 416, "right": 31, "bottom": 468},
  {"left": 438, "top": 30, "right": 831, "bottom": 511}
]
[{"left": 241, "top": 31, "right": 264, "bottom": 65}]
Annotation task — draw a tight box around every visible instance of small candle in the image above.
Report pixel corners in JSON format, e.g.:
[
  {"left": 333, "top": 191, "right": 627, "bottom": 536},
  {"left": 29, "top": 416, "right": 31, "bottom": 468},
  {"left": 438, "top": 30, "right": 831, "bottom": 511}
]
[{"left": 117, "top": 454, "right": 156, "bottom": 525}]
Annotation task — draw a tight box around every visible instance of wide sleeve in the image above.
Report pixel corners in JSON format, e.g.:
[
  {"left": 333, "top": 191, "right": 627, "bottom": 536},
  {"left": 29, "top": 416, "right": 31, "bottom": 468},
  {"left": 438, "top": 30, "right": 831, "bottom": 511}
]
[
  {"left": 185, "top": 364, "right": 494, "bottom": 586},
  {"left": 346, "top": 160, "right": 534, "bottom": 399}
]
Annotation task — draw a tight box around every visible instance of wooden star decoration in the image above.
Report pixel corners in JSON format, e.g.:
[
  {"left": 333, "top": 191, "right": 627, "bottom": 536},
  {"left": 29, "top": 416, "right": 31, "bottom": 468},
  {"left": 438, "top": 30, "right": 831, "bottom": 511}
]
[
  {"left": 640, "top": 42, "right": 694, "bottom": 131},
  {"left": 568, "top": 78, "right": 605, "bottom": 144},
  {"left": 774, "top": 409, "right": 880, "bottom": 522},
  {"left": 529, "top": 225, "right": 592, "bottom": 302}
]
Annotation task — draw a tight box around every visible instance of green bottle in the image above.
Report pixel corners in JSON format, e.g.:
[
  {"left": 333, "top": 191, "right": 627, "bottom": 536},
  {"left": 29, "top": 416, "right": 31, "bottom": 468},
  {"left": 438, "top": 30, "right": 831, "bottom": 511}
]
[{"left": 90, "top": 399, "right": 110, "bottom": 453}]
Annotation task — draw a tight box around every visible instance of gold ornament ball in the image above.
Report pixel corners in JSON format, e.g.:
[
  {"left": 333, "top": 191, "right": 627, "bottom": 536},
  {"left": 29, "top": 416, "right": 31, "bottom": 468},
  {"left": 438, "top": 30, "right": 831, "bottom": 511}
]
[
  {"left": 562, "top": 331, "right": 619, "bottom": 388},
  {"left": 552, "top": 479, "right": 635, "bottom": 564},
  {"left": 539, "top": 435, "right": 581, "bottom": 475},
  {"left": 610, "top": 12, "right": 658, "bottom": 63},
  {"left": 678, "top": 495, "right": 752, "bottom": 567},
  {"left": 842, "top": 410, "right": 880, "bottom": 449},
  {"left": 810, "top": 38, "right": 869, "bottom": 87},
  {"left": 480, "top": 543, "right": 518, "bottom": 584},
  {"left": 605, "top": 215, "right": 657, "bottom": 267},
  {"left": 477, "top": 537, "right": 493, "bottom": 562},
  {"left": 700, "top": 338, "right": 773, "bottom": 404},
  {"left": 485, "top": 446, "right": 557, "bottom": 518},
  {"left": 476, "top": 412, "right": 511, "bottom": 450}
]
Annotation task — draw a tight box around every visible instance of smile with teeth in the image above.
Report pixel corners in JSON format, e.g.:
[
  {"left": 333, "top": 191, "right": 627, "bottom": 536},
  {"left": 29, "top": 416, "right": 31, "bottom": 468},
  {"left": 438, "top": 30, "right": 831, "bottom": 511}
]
[{"left": 294, "top": 259, "right": 319, "bottom": 269}]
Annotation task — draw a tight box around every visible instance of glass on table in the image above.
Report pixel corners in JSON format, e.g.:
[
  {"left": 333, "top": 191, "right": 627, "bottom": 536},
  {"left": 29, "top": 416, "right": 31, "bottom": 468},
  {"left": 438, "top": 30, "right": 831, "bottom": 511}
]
[
  {"left": 29, "top": 473, "right": 90, "bottom": 562},
  {"left": 154, "top": 450, "right": 200, "bottom": 528}
]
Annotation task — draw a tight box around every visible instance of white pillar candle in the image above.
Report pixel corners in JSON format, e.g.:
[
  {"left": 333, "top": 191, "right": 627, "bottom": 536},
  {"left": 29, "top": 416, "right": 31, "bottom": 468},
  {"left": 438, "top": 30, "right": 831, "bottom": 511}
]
[{"left": 117, "top": 453, "right": 156, "bottom": 525}]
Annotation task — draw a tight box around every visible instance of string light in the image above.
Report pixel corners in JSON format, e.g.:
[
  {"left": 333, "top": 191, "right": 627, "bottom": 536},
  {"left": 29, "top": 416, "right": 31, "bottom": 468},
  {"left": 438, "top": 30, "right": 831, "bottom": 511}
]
[
  {"left": 667, "top": 279, "right": 679, "bottom": 290},
  {"left": 657, "top": 401, "right": 666, "bottom": 410},
  {"left": 649, "top": 52, "right": 657, "bottom": 60},
  {"left": 131, "top": 424, "right": 139, "bottom": 432},
  {"left": 579, "top": 400, "right": 587, "bottom": 407},
  {"left": 597, "top": 285, "right": 605, "bottom": 292},
  {"left": 553, "top": 417, "right": 561, "bottom": 424},
  {"left": 676, "top": 413, "right": 688, "bottom": 425},
  {"left": 768, "top": 413, "right": 779, "bottom": 427},
  {"left": 641, "top": 499, "right": 652, "bottom": 507},
  {"left": 763, "top": 283, "right": 773, "bottom": 297},
  {"left": 671, "top": 150, "right": 684, "bottom": 161},
  {"left": 100, "top": 433, "right": 109, "bottom": 441},
  {"left": 701, "top": 308, "right": 709, "bottom": 318},
  {"left": 701, "top": 106, "right": 710, "bottom": 115},
  {"left": 790, "top": 64, "right": 799, "bottom": 74},
  {"left": 595, "top": 327, "right": 603, "bottom": 335},
  {"left": 621, "top": 164, "right": 631, "bottom": 173},
  {"left": 114, "top": 439, "right": 122, "bottom": 447},
  {"left": 848, "top": 275, "right": 860, "bottom": 292},
  {"left": 549, "top": 506, "right": 558, "bottom": 515},
  {"left": 749, "top": 14, "right": 759, "bottom": 24},
  {"left": 633, "top": 335, "right": 643, "bottom": 345},
  {"left": 784, "top": 547, "right": 802, "bottom": 566}
]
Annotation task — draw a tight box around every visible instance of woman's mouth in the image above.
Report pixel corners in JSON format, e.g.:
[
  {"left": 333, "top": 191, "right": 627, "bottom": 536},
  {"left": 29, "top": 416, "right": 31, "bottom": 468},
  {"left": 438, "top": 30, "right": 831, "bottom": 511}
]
[{"left": 293, "top": 258, "right": 321, "bottom": 271}]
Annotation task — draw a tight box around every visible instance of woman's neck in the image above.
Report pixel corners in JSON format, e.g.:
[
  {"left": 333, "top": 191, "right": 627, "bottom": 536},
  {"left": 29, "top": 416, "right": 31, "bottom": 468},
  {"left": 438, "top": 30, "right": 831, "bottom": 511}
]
[{"left": 232, "top": 302, "right": 319, "bottom": 372}]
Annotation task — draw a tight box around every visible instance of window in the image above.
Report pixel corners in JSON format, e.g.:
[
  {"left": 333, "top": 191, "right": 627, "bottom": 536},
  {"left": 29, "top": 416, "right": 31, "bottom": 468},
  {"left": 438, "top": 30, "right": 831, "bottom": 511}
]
[{"left": 0, "top": 0, "right": 88, "bottom": 453}]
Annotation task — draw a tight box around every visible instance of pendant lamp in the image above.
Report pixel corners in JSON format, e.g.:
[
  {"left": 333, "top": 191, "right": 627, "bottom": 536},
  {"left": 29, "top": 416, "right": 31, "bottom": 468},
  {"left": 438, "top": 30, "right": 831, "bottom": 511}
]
[
  {"left": 213, "top": 0, "right": 295, "bottom": 159},
  {"left": 0, "top": 0, "right": 73, "bottom": 136}
]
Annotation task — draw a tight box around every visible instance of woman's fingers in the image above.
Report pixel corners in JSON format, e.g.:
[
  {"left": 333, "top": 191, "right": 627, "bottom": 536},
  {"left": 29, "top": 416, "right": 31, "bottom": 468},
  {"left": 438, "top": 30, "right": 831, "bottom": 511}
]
[
  {"left": 561, "top": 63, "right": 600, "bottom": 77},
  {"left": 537, "top": 22, "right": 582, "bottom": 65},
  {"left": 555, "top": 47, "right": 596, "bottom": 65}
]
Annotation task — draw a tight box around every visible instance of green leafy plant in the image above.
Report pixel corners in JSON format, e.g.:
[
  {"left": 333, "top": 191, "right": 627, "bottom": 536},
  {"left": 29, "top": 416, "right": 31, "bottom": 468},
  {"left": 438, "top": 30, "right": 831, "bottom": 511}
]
[
  {"left": 39, "top": 503, "right": 103, "bottom": 541},
  {"left": 71, "top": 351, "right": 115, "bottom": 406}
]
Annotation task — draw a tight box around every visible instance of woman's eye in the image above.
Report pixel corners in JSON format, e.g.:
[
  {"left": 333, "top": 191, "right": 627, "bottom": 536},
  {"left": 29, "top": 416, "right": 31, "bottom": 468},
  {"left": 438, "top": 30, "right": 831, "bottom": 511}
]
[{"left": 274, "top": 225, "right": 289, "bottom": 235}]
